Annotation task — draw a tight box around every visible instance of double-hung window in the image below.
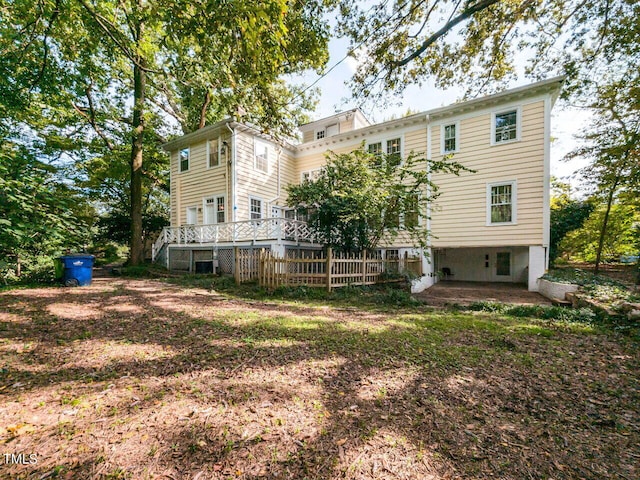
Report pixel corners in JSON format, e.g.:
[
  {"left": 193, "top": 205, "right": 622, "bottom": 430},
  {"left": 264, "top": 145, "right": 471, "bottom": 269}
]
[
  {"left": 250, "top": 197, "right": 263, "bottom": 220},
  {"left": 254, "top": 140, "right": 269, "bottom": 173},
  {"left": 366, "top": 137, "right": 403, "bottom": 166},
  {"left": 179, "top": 148, "right": 190, "bottom": 172},
  {"left": 493, "top": 109, "right": 519, "bottom": 144},
  {"left": 404, "top": 194, "right": 420, "bottom": 228},
  {"left": 207, "top": 139, "right": 220, "bottom": 168},
  {"left": 301, "top": 168, "right": 323, "bottom": 182},
  {"left": 487, "top": 181, "right": 516, "bottom": 225},
  {"left": 386, "top": 138, "right": 402, "bottom": 166},
  {"left": 368, "top": 142, "right": 382, "bottom": 155},
  {"left": 442, "top": 123, "right": 458, "bottom": 153}
]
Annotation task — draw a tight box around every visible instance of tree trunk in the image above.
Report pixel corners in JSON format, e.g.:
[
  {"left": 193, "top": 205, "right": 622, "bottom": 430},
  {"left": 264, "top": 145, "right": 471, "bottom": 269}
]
[
  {"left": 129, "top": 21, "right": 146, "bottom": 266},
  {"left": 594, "top": 184, "right": 617, "bottom": 275}
]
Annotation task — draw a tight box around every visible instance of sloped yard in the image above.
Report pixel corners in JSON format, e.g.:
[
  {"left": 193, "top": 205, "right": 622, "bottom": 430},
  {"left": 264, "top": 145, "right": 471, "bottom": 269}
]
[{"left": 0, "top": 276, "right": 638, "bottom": 479}]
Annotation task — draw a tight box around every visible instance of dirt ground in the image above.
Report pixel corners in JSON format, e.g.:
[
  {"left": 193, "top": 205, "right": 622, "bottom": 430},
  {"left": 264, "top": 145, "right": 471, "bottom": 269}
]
[
  {"left": 0, "top": 275, "right": 638, "bottom": 479},
  {"left": 416, "top": 281, "right": 552, "bottom": 307}
]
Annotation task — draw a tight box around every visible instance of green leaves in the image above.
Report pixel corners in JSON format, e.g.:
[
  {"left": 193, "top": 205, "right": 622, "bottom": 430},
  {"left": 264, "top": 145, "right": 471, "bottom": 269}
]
[
  {"left": 339, "top": 0, "right": 640, "bottom": 104},
  {"left": 0, "top": 140, "right": 92, "bottom": 270},
  {"left": 286, "top": 144, "right": 470, "bottom": 253}
]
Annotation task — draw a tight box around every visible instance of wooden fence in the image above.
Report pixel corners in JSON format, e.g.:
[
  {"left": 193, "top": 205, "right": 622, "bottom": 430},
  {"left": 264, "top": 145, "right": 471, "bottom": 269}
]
[
  {"left": 255, "top": 248, "right": 422, "bottom": 291},
  {"left": 233, "top": 247, "right": 260, "bottom": 284}
]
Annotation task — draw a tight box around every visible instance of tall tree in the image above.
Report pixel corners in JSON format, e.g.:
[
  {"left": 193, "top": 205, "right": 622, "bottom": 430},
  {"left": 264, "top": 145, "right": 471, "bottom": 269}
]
[
  {"left": 549, "top": 180, "right": 593, "bottom": 265},
  {"left": 0, "top": 0, "right": 331, "bottom": 264},
  {"left": 566, "top": 79, "right": 640, "bottom": 273},
  {"left": 559, "top": 203, "right": 640, "bottom": 264}
]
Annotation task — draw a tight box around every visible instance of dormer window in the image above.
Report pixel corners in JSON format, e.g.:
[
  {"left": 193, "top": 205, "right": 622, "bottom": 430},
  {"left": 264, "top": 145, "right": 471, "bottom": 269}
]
[
  {"left": 315, "top": 124, "right": 339, "bottom": 140},
  {"left": 326, "top": 124, "right": 339, "bottom": 137}
]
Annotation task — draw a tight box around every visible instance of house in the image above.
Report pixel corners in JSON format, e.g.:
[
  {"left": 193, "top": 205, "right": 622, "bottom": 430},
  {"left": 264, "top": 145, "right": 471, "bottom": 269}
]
[{"left": 154, "top": 76, "right": 564, "bottom": 292}]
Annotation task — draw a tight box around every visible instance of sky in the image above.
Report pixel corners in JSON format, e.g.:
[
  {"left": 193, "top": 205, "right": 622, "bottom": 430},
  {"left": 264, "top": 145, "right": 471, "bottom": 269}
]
[{"left": 294, "top": 36, "right": 591, "bottom": 187}]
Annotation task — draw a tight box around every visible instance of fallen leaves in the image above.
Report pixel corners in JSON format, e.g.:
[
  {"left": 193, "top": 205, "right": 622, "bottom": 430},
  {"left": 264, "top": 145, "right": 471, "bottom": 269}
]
[{"left": 0, "top": 277, "right": 637, "bottom": 479}]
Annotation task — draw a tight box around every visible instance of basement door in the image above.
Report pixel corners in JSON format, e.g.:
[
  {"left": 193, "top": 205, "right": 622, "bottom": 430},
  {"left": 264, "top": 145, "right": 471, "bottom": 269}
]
[{"left": 494, "top": 251, "right": 512, "bottom": 281}]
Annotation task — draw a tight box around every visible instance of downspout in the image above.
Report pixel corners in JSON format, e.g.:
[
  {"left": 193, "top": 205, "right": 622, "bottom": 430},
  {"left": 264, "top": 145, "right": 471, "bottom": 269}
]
[
  {"left": 223, "top": 136, "right": 230, "bottom": 223},
  {"left": 268, "top": 146, "right": 283, "bottom": 214},
  {"left": 225, "top": 122, "right": 237, "bottom": 222},
  {"left": 425, "top": 114, "right": 432, "bottom": 279}
]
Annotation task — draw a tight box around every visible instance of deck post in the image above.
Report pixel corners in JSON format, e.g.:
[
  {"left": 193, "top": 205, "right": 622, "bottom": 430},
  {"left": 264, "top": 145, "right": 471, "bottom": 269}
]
[{"left": 234, "top": 246, "right": 240, "bottom": 285}]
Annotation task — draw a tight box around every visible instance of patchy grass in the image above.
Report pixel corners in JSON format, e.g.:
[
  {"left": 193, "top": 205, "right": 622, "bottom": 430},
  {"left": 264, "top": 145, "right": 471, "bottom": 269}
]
[
  {"left": 165, "top": 274, "right": 422, "bottom": 310},
  {"left": 0, "top": 276, "right": 638, "bottom": 479}
]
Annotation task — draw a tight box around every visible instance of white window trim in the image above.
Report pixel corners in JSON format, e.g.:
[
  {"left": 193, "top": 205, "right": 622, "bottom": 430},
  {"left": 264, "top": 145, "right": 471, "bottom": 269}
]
[
  {"left": 179, "top": 147, "right": 190, "bottom": 173},
  {"left": 300, "top": 167, "right": 323, "bottom": 182},
  {"left": 254, "top": 139, "right": 269, "bottom": 173},
  {"left": 206, "top": 138, "right": 222, "bottom": 169},
  {"left": 365, "top": 134, "right": 405, "bottom": 165},
  {"left": 440, "top": 121, "right": 460, "bottom": 154},
  {"left": 491, "top": 106, "right": 522, "bottom": 146},
  {"left": 249, "top": 196, "right": 264, "bottom": 220},
  {"left": 366, "top": 141, "right": 383, "bottom": 156},
  {"left": 486, "top": 180, "right": 517, "bottom": 226},
  {"left": 185, "top": 206, "right": 198, "bottom": 225},
  {"left": 202, "top": 194, "right": 226, "bottom": 224}
]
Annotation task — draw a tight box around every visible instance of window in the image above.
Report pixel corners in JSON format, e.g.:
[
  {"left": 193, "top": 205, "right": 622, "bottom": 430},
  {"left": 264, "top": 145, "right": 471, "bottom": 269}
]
[
  {"left": 387, "top": 138, "right": 401, "bottom": 155},
  {"left": 493, "top": 109, "right": 519, "bottom": 144},
  {"left": 207, "top": 139, "right": 220, "bottom": 168},
  {"left": 316, "top": 130, "right": 325, "bottom": 140},
  {"left": 254, "top": 140, "right": 268, "bottom": 173},
  {"left": 204, "top": 196, "right": 225, "bottom": 224},
  {"left": 326, "top": 124, "right": 339, "bottom": 137},
  {"left": 217, "top": 197, "right": 225, "bottom": 223},
  {"left": 386, "top": 249, "right": 399, "bottom": 260},
  {"left": 179, "top": 148, "right": 189, "bottom": 172},
  {"left": 284, "top": 208, "right": 308, "bottom": 222},
  {"left": 386, "top": 138, "right": 402, "bottom": 166},
  {"left": 404, "top": 194, "right": 419, "bottom": 228},
  {"left": 385, "top": 197, "right": 401, "bottom": 229},
  {"left": 487, "top": 182, "right": 516, "bottom": 225},
  {"left": 367, "top": 142, "right": 382, "bottom": 155},
  {"left": 442, "top": 123, "right": 458, "bottom": 153},
  {"left": 301, "top": 168, "right": 323, "bottom": 182},
  {"left": 186, "top": 206, "right": 197, "bottom": 225},
  {"left": 367, "top": 137, "right": 403, "bottom": 166},
  {"left": 250, "top": 197, "right": 263, "bottom": 220}
]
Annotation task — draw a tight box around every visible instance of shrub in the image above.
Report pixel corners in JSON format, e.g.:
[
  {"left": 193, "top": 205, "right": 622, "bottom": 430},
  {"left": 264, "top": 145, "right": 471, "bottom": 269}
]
[{"left": 466, "top": 302, "right": 599, "bottom": 324}]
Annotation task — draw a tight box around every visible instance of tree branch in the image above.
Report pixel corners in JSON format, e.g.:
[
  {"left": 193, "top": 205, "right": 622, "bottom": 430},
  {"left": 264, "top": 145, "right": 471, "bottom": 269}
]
[
  {"left": 75, "top": 0, "right": 160, "bottom": 74},
  {"left": 393, "top": 0, "right": 503, "bottom": 68},
  {"left": 198, "top": 90, "right": 212, "bottom": 130},
  {"left": 71, "top": 86, "right": 116, "bottom": 151}
]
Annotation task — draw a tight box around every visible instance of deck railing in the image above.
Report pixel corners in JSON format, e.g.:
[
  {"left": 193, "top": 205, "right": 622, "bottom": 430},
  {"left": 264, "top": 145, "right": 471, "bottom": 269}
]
[{"left": 152, "top": 218, "right": 316, "bottom": 261}]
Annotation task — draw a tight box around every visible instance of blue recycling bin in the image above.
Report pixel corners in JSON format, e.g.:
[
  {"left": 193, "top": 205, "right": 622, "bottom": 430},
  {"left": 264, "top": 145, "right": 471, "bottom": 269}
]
[{"left": 60, "top": 255, "right": 95, "bottom": 287}]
